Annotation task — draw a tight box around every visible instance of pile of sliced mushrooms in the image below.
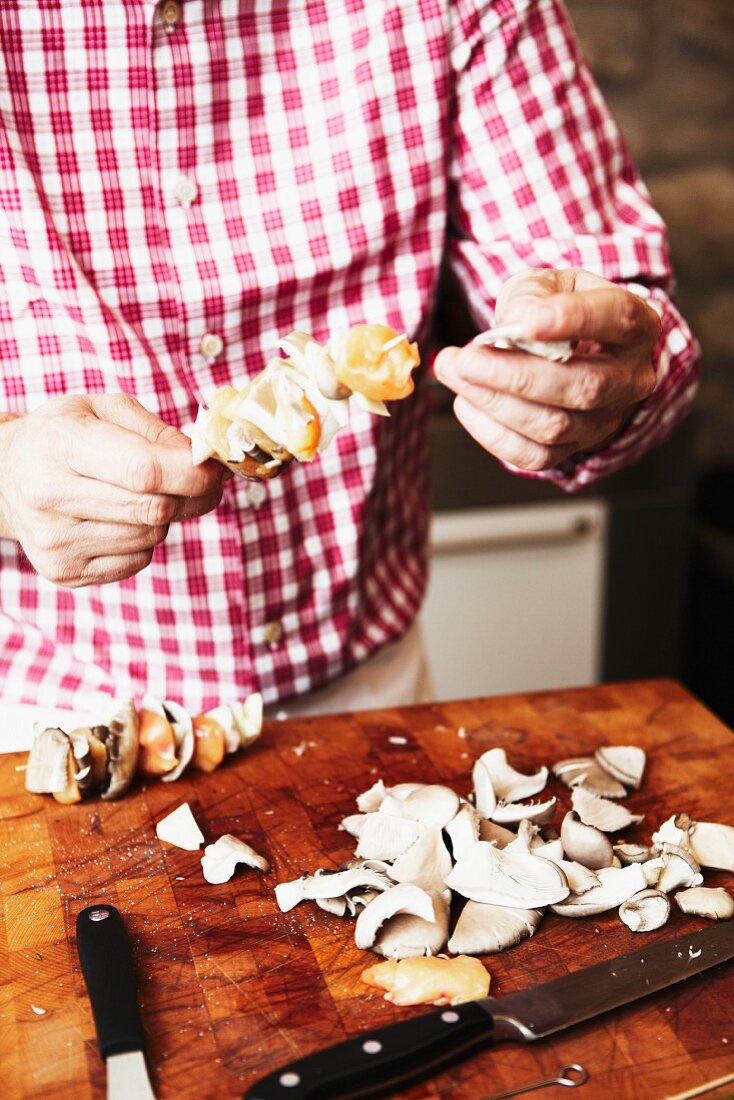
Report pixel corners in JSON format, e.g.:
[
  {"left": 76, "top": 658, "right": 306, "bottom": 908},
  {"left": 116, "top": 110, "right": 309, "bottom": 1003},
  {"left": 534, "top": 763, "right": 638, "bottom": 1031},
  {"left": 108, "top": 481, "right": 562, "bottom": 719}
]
[
  {"left": 23, "top": 692, "right": 263, "bottom": 804},
  {"left": 274, "top": 745, "right": 734, "bottom": 1005}
]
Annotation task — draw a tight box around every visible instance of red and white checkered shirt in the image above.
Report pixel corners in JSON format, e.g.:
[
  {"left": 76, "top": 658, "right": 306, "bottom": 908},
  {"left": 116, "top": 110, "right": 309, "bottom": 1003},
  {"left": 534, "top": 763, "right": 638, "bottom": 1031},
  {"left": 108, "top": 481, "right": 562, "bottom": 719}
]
[{"left": 0, "top": 0, "right": 699, "bottom": 714}]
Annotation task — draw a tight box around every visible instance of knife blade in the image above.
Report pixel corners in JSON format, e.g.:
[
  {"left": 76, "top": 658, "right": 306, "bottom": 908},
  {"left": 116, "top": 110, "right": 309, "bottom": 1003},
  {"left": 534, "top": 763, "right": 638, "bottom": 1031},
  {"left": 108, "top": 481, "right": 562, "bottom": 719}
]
[
  {"left": 244, "top": 921, "right": 734, "bottom": 1100},
  {"left": 76, "top": 904, "right": 156, "bottom": 1100}
]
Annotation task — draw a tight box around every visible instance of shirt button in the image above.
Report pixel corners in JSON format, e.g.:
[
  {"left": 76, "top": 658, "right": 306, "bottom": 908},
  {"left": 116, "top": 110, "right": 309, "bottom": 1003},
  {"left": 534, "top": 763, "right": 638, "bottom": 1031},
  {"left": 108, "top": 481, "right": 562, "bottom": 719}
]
[
  {"left": 247, "top": 482, "right": 268, "bottom": 508},
  {"left": 159, "top": 0, "right": 181, "bottom": 29},
  {"left": 174, "top": 174, "right": 198, "bottom": 208},
  {"left": 199, "top": 332, "right": 224, "bottom": 361},
  {"left": 263, "top": 621, "right": 283, "bottom": 646}
]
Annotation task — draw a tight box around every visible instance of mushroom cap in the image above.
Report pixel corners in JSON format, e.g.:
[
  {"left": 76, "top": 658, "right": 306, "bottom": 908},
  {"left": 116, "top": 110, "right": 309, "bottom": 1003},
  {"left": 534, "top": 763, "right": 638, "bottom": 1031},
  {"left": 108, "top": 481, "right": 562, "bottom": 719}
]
[
  {"left": 446, "top": 840, "right": 569, "bottom": 908},
  {"left": 653, "top": 816, "right": 734, "bottom": 874},
  {"left": 491, "top": 797, "right": 557, "bottom": 827},
  {"left": 275, "top": 864, "right": 394, "bottom": 913},
  {"left": 560, "top": 811, "right": 614, "bottom": 870},
  {"left": 155, "top": 802, "right": 205, "bottom": 851},
  {"left": 201, "top": 834, "right": 270, "bottom": 883},
  {"left": 674, "top": 886, "right": 734, "bottom": 920},
  {"left": 401, "top": 785, "right": 460, "bottom": 830},
  {"left": 99, "top": 698, "right": 140, "bottom": 801},
  {"left": 571, "top": 788, "right": 644, "bottom": 833},
  {"left": 444, "top": 802, "right": 481, "bottom": 862},
  {"left": 474, "top": 749, "right": 548, "bottom": 803},
  {"left": 390, "top": 827, "right": 453, "bottom": 893},
  {"left": 25, "top": 727, "right": 75, "bottom": 794},
  {"left": 552, "top": 756, "right": 627, "bottom": 799},
  {"left": 161, "top": 700, "right": 195, "bottom": 782},
  {"left": 354, "top": 883, "right": 440, "bottom": 954},
  {"left": 551, "top": 863, "right": 648, "bottom": 917},
  {"left": 354, "top": 814, "right": 424, "bottom": 862},
  {"left": 619, "top": 889, "right": 670, "bottom": 932},
  {"left": 448, "top": 901, "right": 542, "bottom": 955},
  {"left": 595, "top": 745, "right": 646, "bottom": 789}
]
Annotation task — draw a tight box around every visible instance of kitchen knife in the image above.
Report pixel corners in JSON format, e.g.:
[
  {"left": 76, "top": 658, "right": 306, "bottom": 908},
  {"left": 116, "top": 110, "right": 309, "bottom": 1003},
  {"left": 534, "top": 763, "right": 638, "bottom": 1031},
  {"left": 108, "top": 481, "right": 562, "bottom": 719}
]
[
  {"left": 76, "top": 904, "right": 156, "bottom": 1100},
  {"left": 245, "top": 921, "right": 734, "bottom": 1100}
]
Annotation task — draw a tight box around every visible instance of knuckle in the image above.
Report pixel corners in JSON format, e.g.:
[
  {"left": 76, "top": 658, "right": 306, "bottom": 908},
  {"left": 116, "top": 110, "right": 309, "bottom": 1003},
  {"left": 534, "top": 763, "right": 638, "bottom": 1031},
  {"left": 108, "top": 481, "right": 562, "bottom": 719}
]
[
  {"left": 637, "top": 366, "right": 657, "bottom": 401},
  {"left": 618, "top": 299, "right": 645, "bottom": 344},
  {"left": 142, "top": 494, "right": 176, "bottom": 528},
  {"left": 125, "top": 453, "right": 162, "bottom": 495},
  {"left": 513, "top": 367, "right": 536, "bottom": 400},
  {"left": 523, "top": 447, "right": 553, "bottom": 472},
  {"left": 577, "top": 370, "right": 606, "bottom": 411},
  {"left": 149, "top": 524, "right": 169, "bottom": 547},
  {"left": 538, "top": 408, "right": 571, "bottom": 445}
]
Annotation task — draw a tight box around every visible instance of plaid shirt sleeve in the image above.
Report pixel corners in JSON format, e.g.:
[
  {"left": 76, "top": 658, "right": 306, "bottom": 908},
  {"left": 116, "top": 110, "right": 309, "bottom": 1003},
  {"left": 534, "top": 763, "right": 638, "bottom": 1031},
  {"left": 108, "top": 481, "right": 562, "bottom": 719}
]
[{"left": 445, "top": 0, "right": 701, "bottom": 491}]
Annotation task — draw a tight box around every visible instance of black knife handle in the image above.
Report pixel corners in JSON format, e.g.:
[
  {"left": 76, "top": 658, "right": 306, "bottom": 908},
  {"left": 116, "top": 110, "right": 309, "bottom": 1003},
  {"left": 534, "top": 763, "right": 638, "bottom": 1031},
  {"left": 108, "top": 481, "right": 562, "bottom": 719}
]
[
  {"left": 76, "top": 904, "right": 147, "bottom": 1059},
  {"left": 244, "top": 1000, "right": 495, "bottom": 1100}
]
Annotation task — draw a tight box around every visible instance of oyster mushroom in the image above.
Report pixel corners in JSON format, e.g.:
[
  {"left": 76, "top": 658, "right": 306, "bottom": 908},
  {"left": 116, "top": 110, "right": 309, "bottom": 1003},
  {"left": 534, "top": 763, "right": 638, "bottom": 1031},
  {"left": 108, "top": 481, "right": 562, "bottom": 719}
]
[
  {"left": 67, "top": 727, "right": 109, "bottom": 796},
  {"left": 571, "top": 788, "right": 644, "bottom": 833},
  {"left": 230, "top": 692, "right": 264, "bottom": 750},
  {"left": 472, "top": 757, "right": 497, "bottom": 818},
  {"left": 654, "top": 844, "right": 703, "bottom": 893},
  {"left": 552, "top": 757, "right": 627, "bottom": 799},
  {"left": 99, "top": 698, "right": 139, "bottom": 801},
  {"left": 354, "top": 883, "right": 447, "bottom": 958},
  {"left": 316, "top": 896, "right": 348, "bottom": 917},
  {"left": 275, "top": 864, "right": 393, "bottom": 913},
  {"left": 474, "top": 749, "right": 548, "bottom": 803},
  {"left": 390, "top": 827, "right": 453, "bottom": 893},
  {"left": 448, "top": 901, "right": 542, "bottom": 955},
  {"left": 161, "top": 700, "right": 194, "bottom": 782},
  {"left": 674, "top": 887, "right": 734, "bottom": 921},
  {"left": 401, "top": 785, "right": 460, "bottom": 830},
  {"left": 201, "top": 834, "right": 270, "bottom": 883},
  {"left": 614, "top": 843, "right": 651, "bottom": 865},
  {"left": 652, "top": 815, "right": 734, "bottom": 874},
  {"left": 619, "top": 889, "right": 670, "bottom": 932},
  {"left": 560, "top": 811, "right": 614, "bottom": 870},
  {"left": 356, "top": 779, "right": 388, "bottom": 813},
  {"left": 155, "top": 802, "right": 205, "bottom": 851},
  {"left": 477, "top": 819, "right": 517, "bottom": 848},
  {"left": 491, "top": 797, "right": 557, "bottom": 827},
  {"left": 446, "top": 840, "right": 569, "bottom": 908},
  {"left": 361, "top": 954, "right": 490, "bottom": 1007},
  {"left": 594, "top": 745, "right": 646, "bottom": 790},
  {"left": 641, "top": 856, "right": 666, "bottom": 887},
  {"left": 25, "top": 726, "right": 73, "bottom": 795},
  {"left": 551, "top": 863, "right": 647, "bottom": 917},
  {"left": 444, "top": 802, "right": 481, "bottom": 861},
  {"left": 354, "top": 814, "right": 424, "bottom": 862}
]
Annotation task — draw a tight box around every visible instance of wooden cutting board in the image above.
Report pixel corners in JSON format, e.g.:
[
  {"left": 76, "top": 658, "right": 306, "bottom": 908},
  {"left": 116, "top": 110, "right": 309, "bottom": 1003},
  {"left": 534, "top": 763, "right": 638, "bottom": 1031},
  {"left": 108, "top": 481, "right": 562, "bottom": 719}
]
[{"left": 1, "top": 679, "right": 733, "bottom": 1100}]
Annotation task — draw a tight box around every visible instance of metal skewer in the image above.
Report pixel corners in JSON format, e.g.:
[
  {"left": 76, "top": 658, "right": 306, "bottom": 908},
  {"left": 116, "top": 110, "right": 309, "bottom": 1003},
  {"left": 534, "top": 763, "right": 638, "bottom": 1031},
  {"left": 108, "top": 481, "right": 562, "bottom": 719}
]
[{"left": 481, "top": 1063, "right": 589, "bottom": 1100}]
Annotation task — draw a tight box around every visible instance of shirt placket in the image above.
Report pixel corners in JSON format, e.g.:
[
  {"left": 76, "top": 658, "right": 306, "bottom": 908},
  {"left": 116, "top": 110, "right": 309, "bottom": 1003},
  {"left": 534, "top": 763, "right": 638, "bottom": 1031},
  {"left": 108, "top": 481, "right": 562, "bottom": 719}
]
[{"left": 148, "top": 0, "right": 251, "bottom": 695}]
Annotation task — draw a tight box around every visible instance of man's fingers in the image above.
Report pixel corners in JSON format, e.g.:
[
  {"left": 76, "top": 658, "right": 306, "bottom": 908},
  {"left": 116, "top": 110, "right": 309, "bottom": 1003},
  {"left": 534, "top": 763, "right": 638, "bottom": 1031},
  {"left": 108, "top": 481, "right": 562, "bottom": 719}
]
[
  {"left": 68, "top": 551, "right": 156, "bottom": 588},
  {"left": 68, "top": 415, "right": 224, "bottom": 497},
  {"left": 520, "top": 288, "right": 660, "bottom": 349},
  {"left": 438, "top": 344, "right": 655, "bottom": 411},
  {"left": 453, "top": 396, "right": 574, "bottom": 472},
  {"left": 87, "top": 393, "right": 190, "bottom": 448},
  {"left": 33, "top": 517, "right": 168, "bottom": 559}
]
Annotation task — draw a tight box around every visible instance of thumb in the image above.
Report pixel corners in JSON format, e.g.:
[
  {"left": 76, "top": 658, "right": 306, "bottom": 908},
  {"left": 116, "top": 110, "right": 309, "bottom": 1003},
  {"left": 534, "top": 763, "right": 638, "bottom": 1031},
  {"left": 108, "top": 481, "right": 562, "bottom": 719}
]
[
  {"left": 494, "top": 269, "right": 564, "bottom": 326},
  {"left": 87, "top": 393, "right": 191, "bottom": 449}
]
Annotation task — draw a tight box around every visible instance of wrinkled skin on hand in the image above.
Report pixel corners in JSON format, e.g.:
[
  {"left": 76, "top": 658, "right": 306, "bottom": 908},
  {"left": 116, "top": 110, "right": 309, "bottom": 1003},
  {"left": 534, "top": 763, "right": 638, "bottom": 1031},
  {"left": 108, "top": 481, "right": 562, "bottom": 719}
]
[
  {"left": 435, "top": 268, "right": 661, "bottom": 473},
  {"left": 0, "top": 393, "right": 227, "bottom": 587}
]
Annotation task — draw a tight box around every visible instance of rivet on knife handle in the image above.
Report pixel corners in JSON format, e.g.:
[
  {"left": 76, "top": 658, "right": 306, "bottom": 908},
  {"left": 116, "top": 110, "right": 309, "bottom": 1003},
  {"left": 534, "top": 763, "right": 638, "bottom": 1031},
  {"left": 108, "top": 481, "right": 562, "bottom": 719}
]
[
  {"left": 243, "top": 1001, "right": 495, "bottom": 1100},
  {"left": 76, "top": 904, "right": 148, "bottom": 1059}
]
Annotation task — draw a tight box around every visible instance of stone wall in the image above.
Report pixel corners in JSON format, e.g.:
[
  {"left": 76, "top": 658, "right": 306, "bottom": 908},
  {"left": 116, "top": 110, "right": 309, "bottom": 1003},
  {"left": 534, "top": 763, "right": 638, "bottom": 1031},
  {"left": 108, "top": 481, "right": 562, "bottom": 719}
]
[{"left": 566, "top": 0, "right": 734, "bottom": 471}]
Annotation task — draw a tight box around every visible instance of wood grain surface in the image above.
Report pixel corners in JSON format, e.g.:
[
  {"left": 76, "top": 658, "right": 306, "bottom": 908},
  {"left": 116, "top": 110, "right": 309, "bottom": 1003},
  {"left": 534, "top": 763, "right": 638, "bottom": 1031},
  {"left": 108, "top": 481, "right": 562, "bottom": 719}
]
[{"left": 1, "top": 680, "right": 733, "bottom": 1100}]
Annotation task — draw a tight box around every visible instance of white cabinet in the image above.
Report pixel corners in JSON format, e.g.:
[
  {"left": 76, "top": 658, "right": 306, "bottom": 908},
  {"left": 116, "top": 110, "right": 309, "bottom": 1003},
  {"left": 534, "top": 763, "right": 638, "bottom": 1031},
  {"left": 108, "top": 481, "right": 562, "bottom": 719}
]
[{"left": 421, "top": 499, "right": 608, "bottom": 701}]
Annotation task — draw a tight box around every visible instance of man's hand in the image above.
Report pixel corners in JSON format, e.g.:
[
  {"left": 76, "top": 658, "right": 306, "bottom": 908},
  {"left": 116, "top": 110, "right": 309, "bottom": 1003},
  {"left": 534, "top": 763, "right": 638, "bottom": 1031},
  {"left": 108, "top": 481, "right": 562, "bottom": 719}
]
[
  {"left": 434, "top": 268, "right": 661, "bottom": 472},
  {"left": 0, "top": 393, "right": 227, "bottom": 587}
]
